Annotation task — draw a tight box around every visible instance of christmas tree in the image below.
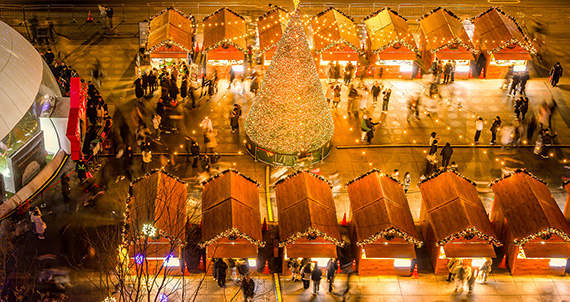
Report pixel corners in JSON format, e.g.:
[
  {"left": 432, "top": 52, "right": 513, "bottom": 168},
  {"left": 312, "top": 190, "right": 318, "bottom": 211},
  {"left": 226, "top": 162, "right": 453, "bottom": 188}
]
[{"left": 244, "top": 5, "right": 334, "bottom": 158}]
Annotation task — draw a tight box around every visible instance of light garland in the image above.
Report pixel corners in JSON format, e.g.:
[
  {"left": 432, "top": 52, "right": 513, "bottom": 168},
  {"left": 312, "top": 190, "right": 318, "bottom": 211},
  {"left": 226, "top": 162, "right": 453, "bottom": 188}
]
[
  {"left": 363, "top": 7, "right": 408, "bottom": 22},
  {"left": 314, "top": 7, "right": 354, "bottom": 22},
  {"left": 418, "top": 7, "right": 461, "bottom": 23},
  {"left": 244, "top": 8, "right": 334, "bottom": 154},
  {"left": 345, "top": 168, "right": 403, "bottom": 187},
  {"left": 258, "top": 6, "right": 288, "bottom": 21},
  {"left": 201, "top": 168, "right": 260, "bottom": 187},
  {"left": 279, "top": 227, "right": 344, "bottom": 248},
  {"left": 203, "top": 38, "right": 247, "bottom": 54},
  {"left": 514, "top": 228, "right": 570, "bottom": 246},
  {"left": 149, "top": 6, "right": 196, "bottom": 24},
  {"left": 489, "top": 168, "right": 547, "bottom": 187},
  {"left": 487, "top": 38, "right": 536, "bottom": 55},
  {"left": 199, "top": 227, "right": 266, "bottom": 249},
  {"left": 316, "top": 38, "right": 363, "bottom": 55},
  {"left": 372, "top": 38, "right": 419, "bottom": 54},
  {"left": 418, "top": 169, "right": 476, "bottom": 187},
  {"left": 202, "top": 7, "right": 245, "bottom": 22},
  {"left": 274, "top": 170, "right": 333, "bottom": 188},
  {"left": 356, "top": 227, "right": 423, "bottom": 247},
  {"left": 147, "top": 39, "right": 192, "bottom": 54},
  {"left": 436, "top": 226, "right": 502, "bottom": 247}
]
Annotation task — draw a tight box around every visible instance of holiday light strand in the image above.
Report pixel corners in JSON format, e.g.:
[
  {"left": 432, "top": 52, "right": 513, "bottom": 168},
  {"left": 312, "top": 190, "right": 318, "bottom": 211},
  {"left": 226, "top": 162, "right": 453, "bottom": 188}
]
[
  {"left": 279, "top": 227, "right": 344, "bottom": 247},
  {"left": 275, "top": 170, "right": 333, "bottom": 188},
  {"left": 199, "top": 227, "right": 266, "bottom": 249},
  {"left": 363, "top": 7, "right": 408, "bottom": 22},
  {"left": 513, "top": 228, "right": 570, "bottom": 245},
  {"left": 244, "top": 8, "right": 334, "bottom": 154},
  {"left": 345, "top": 169, "right": 403, "bottom": 187},
  {"left": 429, "top": 37, "right": 478, "bottom": 54},
  {"left": 202, "top": 7, "right": 245, "bottom": 22},
  {"left": 202, "top": 38, "right": 248, "bottom": 54},
  {"left": 489, "top": 168, "right": 547, "bottom": 187},
  {"left": 436, "top": 226, "right": 502, "bottom": 247},
  {"left": 470, "top": 6, "right": 534, "bottom": 50},
  {"left": 201, "top": 168, "right": 260, "bottom": 187},
  {"left": 372, "top": 38, "right": 419, "bottom": 54},
  {"left": 418, "top": 7, "right": 461, "bottom": 22},
  {"left": 147, "top": 39, "right": 192, "bottom": 54},
  {"left": 418, "top": 169, "right": 476, "bottom": 187},
  {"left": 356, "top": 227, "right": 423, "bottom": 247},
  {"left": 314, "top": 7, "right": 354, "bottom": 22},
  {"left": 149, "top": 6, "right": 196, "bottom": 24},
  {"left": 258, "top": 6, "right": 288, "bottom": 21},
  {"left": 487, "top": 38, "right": 536, "bottom": 55},
  {"left": 316, "top": 38, "right": 363, "bottom": 55}
]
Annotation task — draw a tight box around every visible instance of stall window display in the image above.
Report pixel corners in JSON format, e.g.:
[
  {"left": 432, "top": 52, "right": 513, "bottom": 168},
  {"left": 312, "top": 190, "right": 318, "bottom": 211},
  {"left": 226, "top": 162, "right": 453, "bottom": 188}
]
[{"left": 491, "top": 58, "right": 527, "bottom": 72}]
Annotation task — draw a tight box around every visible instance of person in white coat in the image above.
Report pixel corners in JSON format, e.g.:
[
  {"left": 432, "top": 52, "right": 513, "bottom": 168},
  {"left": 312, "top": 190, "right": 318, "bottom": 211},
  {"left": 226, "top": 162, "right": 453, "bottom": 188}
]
[{"left": 30, "top": 207, "right": 47, "bottom": 239}]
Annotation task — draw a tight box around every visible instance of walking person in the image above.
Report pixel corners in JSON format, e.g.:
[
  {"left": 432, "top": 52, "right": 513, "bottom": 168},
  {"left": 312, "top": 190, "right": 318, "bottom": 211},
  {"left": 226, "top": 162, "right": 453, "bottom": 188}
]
[
  {"left": 490, "top": 116, "right": 502, "bottom": 145},
  {"left": 429, "top": 139, "right": 438, "bottom": 156},
  {"left": 478, "top": 258, "right": 492, "bottom": 284},
  {"left": 371, "top": 81, "right": 382, "bottom": 106},
  {"left": 467, "top": 267, "right": 477, "bottom": 294},
  {"left": 311, "top": 263, "right": 322, "bottom": 295},
  {"left": 241, "top": 273, "right": 255, "bottom": 302},
  {"left": 381, "top": 88, "right": 392, "bottom": 113},
  {"left": 326, "top": 259, "right": 338, "bottom": 293},
  {"left": 474, "top": 117, "right": 484, "bottom": 144},
  {"left": 539, "top": 129, "right": 557, "bottom": 158},
  {"left": 403, "top": 172, "right": 411, "bottom": 193},
  {"left": 454, "top": 263, "right": 467, "bottom": 292},
  {"left": 443, "top": 61, "right": 452, "bottom": 84},
  {"left": 365, "top": 117, "right": 379, "bottom": 144},
  {"left": 550, "top": 62, "right": 563, "bottom": 87},
  {"left": 301, "top": 262, "right": 312, "bottom": 290},
  {"left": 332, "top": 84, "right": 341, "bottom": 109},
  {"left": 180, "top": 75, "right": 188, "bottom": 102},
  {"left": 215, "top": 259, "right": 228, "bottom": 288},
  {"left": 347, "top": 84, "right": 359, "bottom": 116},
  {"left": 148, "top": 70, "right": 157, "bottom": 92},
  {"left": 152, "top": 114, "right": 161, "bottom": 140},
  {"left": 135, "top": 77, "right": 144, "bottom": 102},
  {"left": 359, "top": 86, "right": 369, "bottom": 116},
  {"left": 141, "top": 71, "right": 149, "bottom": 95},
  {"left": 75, "top": 158, "right": 87, "bottom": 182},
  {"left": 230, "top": 106, "right": 240, "bottom": 133},
  {"left": 446, "top": 258, "right": 461, "bottom": 282},
  {"left": 289, "top": 258, "right": 300, "bottom": 282},
  {"left": 141, "top": 143, "right": 152, "bottom": 173},
  {"left": 440, "top": 143, "right": 453, "bottom": 168},
  {"left": 325, "top": 84, "right": 334, "bottom": 106},
  {"left": 61, "top": 174, "right": 71, "bottom": 211},
  {"left": 360, "top": 115, "right": 370, "bottom": 142},
  {"left": 205, "top": 129, "right": 218, "bottom": 153},
  {"left": 520, "top": 97, "right": 529, "bottom": 120},
  {"left": 334, "top": 61, "right": 341, "bottom": 83},
  {"left": 508, "top": 73, "right": 520, "bottom": 97},
  {"left": 30, "top": 207, "right": 47, "bottom": 239}
]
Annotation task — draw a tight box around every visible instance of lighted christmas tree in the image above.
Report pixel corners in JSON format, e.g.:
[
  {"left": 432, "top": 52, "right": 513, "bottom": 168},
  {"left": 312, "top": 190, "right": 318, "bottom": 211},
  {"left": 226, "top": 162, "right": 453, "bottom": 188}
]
[{"left": 244, "top": 4, "right": 334, "bottom": 162}]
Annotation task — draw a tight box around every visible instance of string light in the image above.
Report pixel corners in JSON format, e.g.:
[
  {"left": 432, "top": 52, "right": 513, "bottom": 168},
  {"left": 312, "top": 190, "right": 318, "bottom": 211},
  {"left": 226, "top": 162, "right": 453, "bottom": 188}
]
[
  {"left": 245, "top": 8, "right": 334, "bottom": 154},
  {"left": 199, "top": 227, "right": 266, "bottom": 249},
  {"left": 418, "top": 7, "right": 478, "bottom": 54},
  {"left": 279, "top": 227, "right": 344, "bottom": 248},
  {"left": 356, "top": 227, "right": 423, "bottom": 248},
  {"left": 202, "top": 8, "right": 248, "bottom": 54},
  {"left": 364, "top": 8, "right": 419, "bottom": 54}
]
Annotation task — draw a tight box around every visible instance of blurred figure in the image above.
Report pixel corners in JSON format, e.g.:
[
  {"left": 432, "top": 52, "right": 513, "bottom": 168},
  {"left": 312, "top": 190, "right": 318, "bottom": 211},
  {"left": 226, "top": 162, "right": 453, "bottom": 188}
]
[
  {"left": 30, "top": 207, "right": 47, "bottom": 239},
  {"left": 550, "top": 62, "right": 563, "bottom": 87},
  {"left": 326, "top": 259, "right": 338, "bottom": 292},
  {"left": 478, "top": 258, "right": 492, "bottom": 284},
  {"left": 311, "top": 263, "right": 322, "bottom": 295}
]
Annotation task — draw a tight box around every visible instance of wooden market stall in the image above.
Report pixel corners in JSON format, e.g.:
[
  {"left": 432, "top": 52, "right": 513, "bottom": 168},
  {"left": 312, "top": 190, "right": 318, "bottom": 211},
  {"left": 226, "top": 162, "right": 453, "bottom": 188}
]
[
  {"left": 199, "top": 169, "right": 265, "bottom": 274},
  {"left": 563, "top": 180, "right": 570, "bottom": 223},
  {"left": 146, "top": 7, "right": 195, "bottom": 71},
  {"left": 202, "top": 7, "right": 248, "bottom": 79},
  {"left": 418, "top": 7, "right": 478, "bottom": 79},
  {"left": 419, "top": 171, "right": 501, "bottom": 274},
  {"left": 364, "top": 8, "right": 420, "bottom": 79},
  {"left": 490, "top": 170, "right": 570, "bottom": 275},
  {"left": 471, "top": 7, "right": 535, "bottom": 78},
  {"left": 275, "top": 171, "right": 343, "bottom": 273},
  {"left": 312, "top": 7, "right": 363, "bottom": 77},
  {"left": 347, "top": 170, "right": 423, "bottom": 275},
  {"left": 127, "top": 170, "right": 188, "bottom": 275},
  {"left": 257, "top": 7, "right": 289, "bottom": 65}
]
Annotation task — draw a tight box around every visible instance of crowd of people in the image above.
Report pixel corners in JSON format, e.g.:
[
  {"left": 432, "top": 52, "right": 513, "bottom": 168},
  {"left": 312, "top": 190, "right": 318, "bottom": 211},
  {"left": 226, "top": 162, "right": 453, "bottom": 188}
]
[
  {"left": 288, "top": 258, "right": 338, "bottom": 296},
  {"left": 212, "top": 258, "right": 256, "bottom": 301},
  {"left": 447, "top": 258, "right": 493, "bottom": 294}
]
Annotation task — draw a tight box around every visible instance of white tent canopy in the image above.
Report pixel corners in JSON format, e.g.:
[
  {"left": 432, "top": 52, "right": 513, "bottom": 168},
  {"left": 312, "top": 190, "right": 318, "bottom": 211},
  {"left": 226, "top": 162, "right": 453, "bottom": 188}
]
[{"left": 0, "top": 21, "right": 43, "bottom": 140}]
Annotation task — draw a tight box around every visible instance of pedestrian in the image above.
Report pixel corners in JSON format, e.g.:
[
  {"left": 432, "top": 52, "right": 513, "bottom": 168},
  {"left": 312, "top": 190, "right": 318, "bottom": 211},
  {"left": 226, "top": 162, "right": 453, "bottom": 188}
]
[
  {"left": 325, "top": 84, "right": 334, "bottom": 105},
  {"left": 446, "top": 258, "right": 461, "bottom": 282},
  {"left": 429, "top": 139, "right": 438, "bottom": 156},
  {"left": 332, "top": 84, "right": 341, "bottom": 109},
  {"left": 200, "top": 116, "right": 213, "bottom": 132},
  {"left": 215, "top": 259, "right": 228, "bottom": 288},
  {"left": 205, "top": 130, "right": 218, "bottom": 153},
  {"left": 326, "top": 61, "right": 334, "bottom": 83},
  {"left": 344, "top": 61, "right": 354, "bottom": 85},
  {"left": 360, "top": 115, "right": 370, "bottom": 142},
  {"left": 289, "top": 258, "right": 300, "bottom": 282},
  {"left": 550, "top": 62, "right": 563, "bottom": 87},
  {"left": 365, "top": 117, "right": 379, "bottom": 144},
  {"left": 301, "top": 262, "right": 312, "bottom": 289},
  {"left": 392, "top": 169, "right": 400, "bottom": 181},
  {"left": 230, "top": 107, "right": 239, "bottom": 133},
  {"left": 520, "top": 97, "right": 529, "bottom": 120},
  {"left": 514, "top": 97, "right": 523, "bottom": 119},
  {"left": 454, "top": 263, "right": 467, "bottom": 292},
  {"left": 527, "top": 114, "right": 537, "bottom": 142},
  {"left": 311, "top": 263, "right": 322, "bottom": 295},
  {"left": 61, "top": 173, "right": 71, "bottom": 211},
  {"left": 539, "top": 129, "right": 557, "bottom": 158},
  {"left": 141, "top": 71, "right": 149, "bottom": 95},
  {"left": 450, "top": 60, "right": 456, "bottom": 82},
  {"left": 44, "top": 48, "right": 55, "bottom": 66},
  {"left": 180, "top": 75, "right": 188, "bottom": 102},
  {"left": 474, "top": 117, "right": 484, "bottom": 144},
  {"left": 347, "top": 84, "right": 358, "bottom": 116},
  {"left": 407, "top": 95, "right": 419, "bottom": 122},
  {"left": 30, "top": 207, "right": 47, "bottom": 239},
  {"left": 500, "top": 125, "right": 514, "bottom": 150},
  {"left": 326, "top": 259, "right": 337, "bottom": 292},
  {"left": 228, "top": 68, "right": 236, "bottom": 89},
  {"left": 508, "top": 73, "right": 520, "bottom": 97},
  {"left": 403, "top": 172, "right": 411, "bottom": 193},
  {"left": 490, "top": 116, "right": 502, "bottom": 144},
  {"left": 538, "top": 103, "right": 551, "bottom": 129},
  {"left": 334, "top": 61, "right": 341, "bottom": 83},
  {"left": 241, "top": 273, "right": 255, "bottom": 302},
  {"left": 148, "top": 70, "right": 157, "bottom": 92},
  {"left": 169, "top": 80, "right": 179, "bottom": 102},
  {"left": 152, "top": 114, "right": 161, "bottom": 140},
  {"left": 371, "top": 81, "right": 382, "bottom": 106},
  {"left": 443, "top": 61, "right": 452, "bottom": 84},
  {"left": 519, "top": 71, "right": 529, "bottom": 96},
  {"left": 467, "top": 267, "right": 477, "bottom": 294},
  {"left": 105, "top": 6, "right": 114, "bottom": 29},
  {"left": 381, "top": 88, "right": 392, "bottom": 113},
  {"left": 440, "top": 143, "right": 453, "bottom": 168},
  {"left": 75, "top": 158, "right": 87, "bottom": 182},
  {"left": 135, "top": 78, "right": 144, "bottom": 102},
  {"left": 429, "top": 132, "right": 438, "bottom": 146},
  {"left": 359, "top": 86, "right": 369, "bottom": 116}
]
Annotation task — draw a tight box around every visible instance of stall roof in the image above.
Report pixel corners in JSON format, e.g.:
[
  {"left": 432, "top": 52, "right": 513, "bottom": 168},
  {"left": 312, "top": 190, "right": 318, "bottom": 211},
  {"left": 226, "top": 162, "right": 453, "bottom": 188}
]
[
  {"left": 312, "top": 7, "right": 363, "bottom": 55},
  {"left": 129, "top": 170, "right": 188, "bottom": 242},
  {"left": 258, "top": 7, "right": 289, "bottom": 54},
  {"left": 490, "top": 170, "right": 570, "bottom": 245},
  {"left": 147, "top": 7, "right": 195, "bottom": 54},
  {"left": 471, "top": 7, "right": 535, "bottom": 55},
  {"left": 418, "top": 7, "right": 477, "bottom": 55},
  {"left": 200, "top": 170, "right": 264, "bottom": 248},
  {"left": 419, "top": 171, "right": 500, "bottom": 246},
  {"left": 364, "top": 8, "right": 419, "bottom": 54},
  {"left": 202, "top": 7, "right": 248, "bottom": 54},
  {"left": 347, "top": 170, "right": 422, "bottom": 247},
  {"left": 275, "top": 171, "right": 343, "bottom": 247}
]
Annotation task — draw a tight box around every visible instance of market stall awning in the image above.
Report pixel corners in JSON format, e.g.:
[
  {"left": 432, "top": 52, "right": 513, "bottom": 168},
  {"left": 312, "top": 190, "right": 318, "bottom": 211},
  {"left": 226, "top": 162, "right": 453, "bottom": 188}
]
[
  {"left": 347, "top": 170, "right": 421, "bottom": 247},
  {"left": 471, "top": 7, "right": 535, "bottom": 56},
  {"left": 258, "top": 7, "right": 289, "bottom": 54},
  {"left": 490, "top": 170, "right": 570, "bottom": 246},
  {"left": 312, "top": 7, "right": 363, "bottom": 55},
  {"left": 200, "top": 169, "right": 264, "bottom": 249},
  {"left": 364, "top": 8, "right": 418, "bottom": 55},
  {"left": 419, "top": 171, "right": 500, "bottom": 247},
  {"left": 147, "top": 7, "right": 195, "bottom": 54},
  {"left": 129, "top": 170, "right": 188, "bottom": 242},
  {"left": 275, "top": 171, "right": 342, "bottom": 247},
  {"left": 418, "top": 7, "right": 477, "bottom": 55},
  {"left": 202, "top": 7, "right": 248, "bottom": 54}
]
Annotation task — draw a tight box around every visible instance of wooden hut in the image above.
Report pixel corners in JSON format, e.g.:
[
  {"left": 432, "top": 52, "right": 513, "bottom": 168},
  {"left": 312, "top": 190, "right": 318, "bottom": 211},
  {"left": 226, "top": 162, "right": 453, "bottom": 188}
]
[
  {"left": 199, "top": 169, "right": 265, "bottom": 273},
  {"left": 490, "top": 170, "right": 570, "bottom": 275},
  {"left": 347, "top": 170, "right": 422, "bottom": 275},
  {"left": 471, "top": 7, "right": 535, "bottom": 78},
  {"left": 147, "top": 7, "right": 195, "bottom": 65},
  {"left": 419, "top": 171, "right": 501, "bottom": 274},
  {"left": 311, "top": 7, "right": 363, "bottom": 77},
  {"left": 202, "top": 8, "right": 248, "bottom": 78},
  {"left": 563, "top": 180, "right": 570, "bottom": 223},
  {"left": 257, "top": 7, "right": 289, "bottom": 64},
  {"left": 275, "top": 171, "right": 343, "bottom": 272},
  {"left": 364, "top": 8, "right": 419, "bottom": 79},
  {"left": 418, "top": 7, "right": 478, "bottom": 79},
  {"left": 127, "top": 170, "right": 188, "bottom": 275}
]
